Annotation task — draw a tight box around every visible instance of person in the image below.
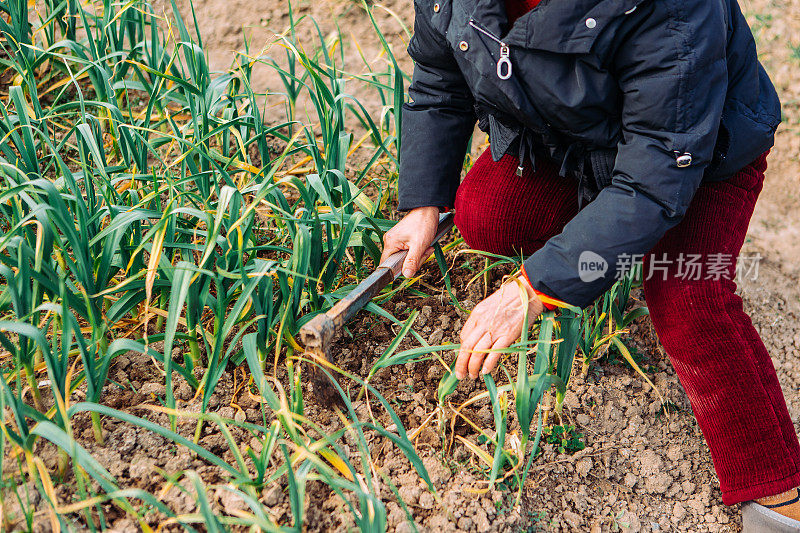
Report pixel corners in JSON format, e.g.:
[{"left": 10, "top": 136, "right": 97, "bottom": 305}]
[{"left": 379, "top": 0, "right": 800, "bottom": 529}]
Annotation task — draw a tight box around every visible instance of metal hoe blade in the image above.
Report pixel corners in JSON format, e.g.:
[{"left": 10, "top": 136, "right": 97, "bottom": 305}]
[{"left": 299, "top": 212, "right": 455, "bottom": 404}]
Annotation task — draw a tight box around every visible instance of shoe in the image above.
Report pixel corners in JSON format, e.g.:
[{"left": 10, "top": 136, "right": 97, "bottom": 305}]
[{"left": 742, "top": 502, "right": 800, "bottom": 532}]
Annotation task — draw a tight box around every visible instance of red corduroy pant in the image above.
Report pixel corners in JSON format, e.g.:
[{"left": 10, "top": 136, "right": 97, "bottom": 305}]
[{"left": 454, "top": 149, "right": 800, "bottom": 505}]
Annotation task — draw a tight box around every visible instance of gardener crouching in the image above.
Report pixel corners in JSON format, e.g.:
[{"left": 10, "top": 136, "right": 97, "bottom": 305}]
[{"left": 380, "top": 0, "right": 800, "bottom": 529}]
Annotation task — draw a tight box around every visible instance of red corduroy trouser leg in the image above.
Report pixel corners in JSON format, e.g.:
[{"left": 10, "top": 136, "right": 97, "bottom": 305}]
[{"left": 454, "top": 148, "right": 800, "bottom": 505}]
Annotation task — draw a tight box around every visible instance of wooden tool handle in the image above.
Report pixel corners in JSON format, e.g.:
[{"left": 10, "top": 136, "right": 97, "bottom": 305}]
[{"left": 300, "top": 212, "right": 454, "bottom": 350}]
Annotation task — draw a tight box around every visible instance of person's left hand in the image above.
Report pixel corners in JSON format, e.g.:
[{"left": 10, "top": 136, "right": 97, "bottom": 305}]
[{"left": 455, "top": 273, "right": 544, "bottom": 379}]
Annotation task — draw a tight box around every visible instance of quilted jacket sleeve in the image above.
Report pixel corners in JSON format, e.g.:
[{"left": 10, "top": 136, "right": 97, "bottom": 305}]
[
  {"left": 397, "top": 1, "right": 476, "bottom": 211},
  {"left": 524, "top": 0, "right": 729, "bottom": 308}
]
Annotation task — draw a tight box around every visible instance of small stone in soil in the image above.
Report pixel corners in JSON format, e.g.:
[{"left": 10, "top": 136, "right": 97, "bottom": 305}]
[
  {"left": 395, "top": 522, "right": 416, "bottom": 533},
  {"left": 128, "top": 454, "right": 155, "bottom": 479},
  {"left": 673, "top": 502, "right": 687, "bottom": 521},
  {"left": 457, "top": 517, "right": 473, "bottom": 530},
  {"left": 419, "top": 491, "right": 435, "bottom": 509},
  {"left": 175, "top": 382, "right": 193, "bottom": 400},
  {"left": 139, "top": 382, "right": 166, "bottom": 397},
  {"left": 398, "top": 484, "right": 420, "bottom": 505},
  {"left": 575, "top": 457, "right": 593, "bottom": 477},
  {"left": 262, "top": 485, "right": 282, "bottom": 507},
  {"left": 563, "top": 510, "right": 583, "bottom": 528}
]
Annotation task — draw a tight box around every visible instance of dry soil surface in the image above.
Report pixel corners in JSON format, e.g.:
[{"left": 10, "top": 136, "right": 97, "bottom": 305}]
[{"left": 15, "top": 1, "right": 800, "bottom": 531}]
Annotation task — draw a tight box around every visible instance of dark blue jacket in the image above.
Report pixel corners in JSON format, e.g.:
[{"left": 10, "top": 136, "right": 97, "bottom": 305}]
[{"left": 398, "top": 0, "right": 780, "bottom": 307}]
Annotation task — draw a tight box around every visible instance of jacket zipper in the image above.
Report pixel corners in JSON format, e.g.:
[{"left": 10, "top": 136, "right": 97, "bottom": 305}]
[
  {"left": 516, "top": 129, "right": 527, "bottom": 176},
  {"left": 469, "top": 19, "right": 525, "bottom": 171},
  {"left": 468, "top": 18, "right": 513, "bottom": 80}
]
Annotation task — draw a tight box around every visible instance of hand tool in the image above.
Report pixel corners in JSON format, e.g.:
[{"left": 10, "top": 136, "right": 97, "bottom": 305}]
[{"left": 299, "top": 212, "right": 455, "bottom": 404}]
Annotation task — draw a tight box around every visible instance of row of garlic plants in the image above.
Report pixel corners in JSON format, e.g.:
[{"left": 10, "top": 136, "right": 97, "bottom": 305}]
[{"left": 0, "top": 0, "right": 650, "bottom": 529}]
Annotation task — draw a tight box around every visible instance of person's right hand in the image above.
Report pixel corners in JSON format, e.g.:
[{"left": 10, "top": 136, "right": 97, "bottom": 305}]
[{"left": 380, "top": 206, "right": 440, "bottom": 278}]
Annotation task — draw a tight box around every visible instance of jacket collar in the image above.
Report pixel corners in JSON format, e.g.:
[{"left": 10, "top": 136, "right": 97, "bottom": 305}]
[{"left": 467, "top": 0, "right": 644, "bottom": 53}]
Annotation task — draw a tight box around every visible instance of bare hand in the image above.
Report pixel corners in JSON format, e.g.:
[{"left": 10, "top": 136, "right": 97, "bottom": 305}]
[
  {"left": 456, "top": 273, "right": 544, "bottom": 379},
  {"left": 380, "top": 206, "right": 440, "bottom": 278}
]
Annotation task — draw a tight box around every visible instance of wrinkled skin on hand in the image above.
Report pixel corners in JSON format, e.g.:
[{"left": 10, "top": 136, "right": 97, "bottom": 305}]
[
  {"left": 380, "top": 206, "right": 439, "bottom": 278},
  {"left": 456, "top": 274, "right": 544, "bottom": 379}
]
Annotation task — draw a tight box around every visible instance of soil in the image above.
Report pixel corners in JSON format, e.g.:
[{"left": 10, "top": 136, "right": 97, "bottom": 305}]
[
  {"left": 743, "top": 0, "right": 800, "bottom": 277},
  {"left": 6, "top": 0, "right": 800, "bottom": 532},
  {"left": 13, "top": 253, "right": 800, "bottom": 532}
]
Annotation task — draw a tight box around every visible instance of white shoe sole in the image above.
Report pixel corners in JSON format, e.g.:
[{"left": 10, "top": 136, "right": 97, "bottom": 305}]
[{"left": 742, "top": 502, "right": 800, "bottom": 532}]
